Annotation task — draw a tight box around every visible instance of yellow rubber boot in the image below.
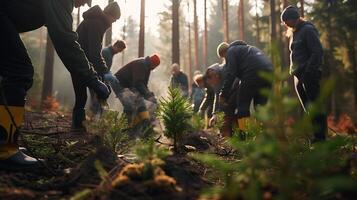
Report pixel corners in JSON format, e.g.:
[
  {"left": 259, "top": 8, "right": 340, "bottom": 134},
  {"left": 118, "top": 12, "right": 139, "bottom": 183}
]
[
  {"left": 129, "top": 115, "right": 141, "bottom": 128},
  {"left": 0, "top": 105, "right": 24, "bottom": 160},
  {"left": 138, "top": 111, "right": 150, "bottom": 121},
  {"left": 0, "top": 105, "right": 42, "bottom": 170},
  {"left": 238, "top": 117, "right": 250, "bottom": 132}
]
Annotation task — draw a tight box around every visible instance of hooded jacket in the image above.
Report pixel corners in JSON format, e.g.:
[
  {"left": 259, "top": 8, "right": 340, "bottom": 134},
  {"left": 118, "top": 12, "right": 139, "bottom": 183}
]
[
  {"left": 289, "top": 21, "right": 323, "bottom": 78},
  {"left": 115, "top": 57, "right": 153, "bottom": 98},
  {"left": 1, "top": 0, "right": 98, "bottom": 84},
  {"left": 77, "top": 5, "right": 111, "bottom": 77},
  {"left": 220, "top": 40, "right": 273, "bottom": 99}
]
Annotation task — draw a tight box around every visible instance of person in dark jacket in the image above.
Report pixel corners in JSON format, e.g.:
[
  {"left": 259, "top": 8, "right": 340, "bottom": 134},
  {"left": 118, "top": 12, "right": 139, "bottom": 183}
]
[
  {"left": 281, "top": 5, "right": 326, "bottom": 142},
  {"left": 191, "top": 71, "right": 206, "bottom": 113},
  {"left": 217, "top": 40, "right": 273, "bottom": 133},
  {"left": 102, "top": 40, "right": 127, "bottom": 70},
  {"left": 203, "top": 63, "right": 240, "bottom": 137},
  {"left": 194, "top": 73, "right": 214, "bottom": 128},
  {"left": 71, "top": 2, "right": 121, "bottom": 131},
  {"left": 90, "top": 40, "right": 126, "bottom": 115},
  {"left": 170, "top": 63, "right": 189, "bottom": 97},
  {"left": 0, "top": 0, "right": 110, "bottom": 169},
  {"left": 114, "top": 54, "right": 160, "bottom": 128}
]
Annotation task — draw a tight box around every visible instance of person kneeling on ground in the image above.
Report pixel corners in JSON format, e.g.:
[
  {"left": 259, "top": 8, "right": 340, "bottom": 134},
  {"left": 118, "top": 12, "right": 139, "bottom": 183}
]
[{"left": 108, "top": 54, "right": 160, "bottom": 133}]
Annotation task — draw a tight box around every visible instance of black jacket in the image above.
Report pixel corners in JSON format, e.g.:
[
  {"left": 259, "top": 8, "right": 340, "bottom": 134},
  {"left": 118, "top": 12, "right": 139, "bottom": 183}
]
[
  {"left": 221, "top": 41, "right": 273, "bottom": 99},
  {"left": 115, "top": 57, "right": 152, "bottom": 98},
  {"left": 77, "top": 6, "right": 111, "bottom": 77},
  {"left": 1, "top": 0, "right": 98, "bottom": 84},
  {"left": 290, "top": 21, "right": 323, "bottom": 78}
]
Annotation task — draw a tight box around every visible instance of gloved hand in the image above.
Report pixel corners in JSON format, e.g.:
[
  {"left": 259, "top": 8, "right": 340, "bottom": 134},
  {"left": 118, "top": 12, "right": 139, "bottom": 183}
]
[
  {"left": 103, "top": 71, "right": 119, "bottom": 84},
  {"left": 87, "top": 78, "right": 111, "bottom": 100}
]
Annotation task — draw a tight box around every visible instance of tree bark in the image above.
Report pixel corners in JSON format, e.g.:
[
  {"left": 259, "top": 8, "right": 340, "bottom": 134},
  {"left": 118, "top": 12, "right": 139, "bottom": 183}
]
[
  {"left": 222, "top": 0, "right": 229, "bottom": 42},
  {"left": 104, "top": 0, "right": 114, "bottom": 46},
  {"left": 300, "top": 0, "right": 304, "bottom": 18},
  {"left": 270, "top": 0, "right": 277, "bottom": 44},
  {"left": 187, "top": 1, "right": 193, "bottom": 89},
  {"left": 41, "top": 35, "right": 55, "bottom": 104},
  {"left": 203, "top": 0, "right": 208, "bottom": 69},
  {"left": 238, "top": 0, "right": 245, "bottom": 40},
  {"left": 138, "top": 0, "right": 145, "bottom": 57},
  {"left": 193, "top": 0, "right": 199, "bottom": 71},
  {"left": 172, "top": 0, "right": 180, "bottom": 64},
  {"left": 255, "top": 0, "right": 260, "bottom": 45}
]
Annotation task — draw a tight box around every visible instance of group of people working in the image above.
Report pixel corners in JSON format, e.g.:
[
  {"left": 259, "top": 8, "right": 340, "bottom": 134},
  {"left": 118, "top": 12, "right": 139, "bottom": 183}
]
[{"left": 0, "top": 0, "right": 326, "bottom": 172}]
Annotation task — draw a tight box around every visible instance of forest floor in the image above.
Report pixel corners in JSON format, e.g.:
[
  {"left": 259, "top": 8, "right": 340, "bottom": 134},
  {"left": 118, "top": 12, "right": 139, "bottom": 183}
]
[{"left": 0, "top": 110, "right": 232, "bottom": 200}]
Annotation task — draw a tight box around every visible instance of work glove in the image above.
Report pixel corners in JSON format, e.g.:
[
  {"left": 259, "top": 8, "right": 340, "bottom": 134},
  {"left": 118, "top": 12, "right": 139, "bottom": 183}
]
[
  {"left": 87, "top": 78, "right": 111, "bottom": 100},
  {"left": 103, "top": 71, "right": 119, "bottom": 84}
]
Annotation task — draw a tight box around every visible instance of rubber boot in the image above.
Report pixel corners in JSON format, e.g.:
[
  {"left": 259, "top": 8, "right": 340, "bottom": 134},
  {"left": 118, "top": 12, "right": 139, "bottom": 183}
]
[
  {"left": 0, "top": 105, "right": 41, "bottom": 171},
  {"left": 71, "top": 109, "right": 87, "bottom": 133},
  {"left": 237, "top": 117, "right": 250, "bottom": 140},
  {"left": 137, "top": 111, "right": 153, "bottom": 137},
  {"left": 129, "top": 111, "right": 152, "bottom": 138}
]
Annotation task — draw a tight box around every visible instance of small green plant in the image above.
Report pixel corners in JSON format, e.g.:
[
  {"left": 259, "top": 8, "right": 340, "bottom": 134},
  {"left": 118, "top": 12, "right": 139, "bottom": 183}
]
[
  {"left": 190, "top": 113, "right": 205, "bottom": 132},
  {"left": 193, "top": 67, "right": 357, "bottom": 200},
  {"left": 86, "top": 110, "right": 129, "bottom": 154},
  {"left": 111, "top": 140, "right": 179, "bottom": 194},
  {"left": 212, "top": 111, "right": 225, "bottom": 133},
  {"left": 158, "top": 87, "right": 193, "bottom": 153}
]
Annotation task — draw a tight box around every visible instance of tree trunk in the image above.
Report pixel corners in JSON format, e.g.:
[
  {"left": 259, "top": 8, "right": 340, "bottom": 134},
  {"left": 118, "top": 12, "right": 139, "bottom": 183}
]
[
  {"left": 326, "top": 7, "right": 339, "bottom": 120},
  {"left": 41, "top": 35, "right": 55, "bottom": 104},
  {"left": 255, "top": 0, "right": 260, "bottom": 46},
  {"left": 203, "top": 0, "right": 208, "bottom": 69},
  {"left": 238, "top": 0, "right": 245, "bottom": 40},
  {"left": 193, "top": 0, "right": 199, "bottom": 71},
  {"left": 104, "top": 0, "right": 114, "bottom": 46},
  {"left": 138, "top": 0, "right": 145, "bottom": 57},
  {"left": 300, "top": 0, "right": 304, "bottom": 18},
  {"left": 347, "top": 42, "right": 357, "bottom": 111},
  {"left": 172, "top": 0, "right": 180, "bottom": 64},
  {"left": 187, "top": 1, "right": 193, "bottom": 89},
  {"left": 270, "top": 0, "right": 277, "bottom": 44},
  {"left": 222, "top": 0, "right": 229, "bottom": 42}
]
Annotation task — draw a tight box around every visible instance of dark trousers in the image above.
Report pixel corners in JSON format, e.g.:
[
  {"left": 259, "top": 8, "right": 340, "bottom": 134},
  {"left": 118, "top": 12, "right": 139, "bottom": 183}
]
[
  {"left": 236, "top": 78, "right": 271, "bottom": 119},
  {"left": 71, "top": 74, "right": 88, "bottom": 112},
  {"left": 0, "top": 13, "right": 33, "bottom": 145},
  {"left": 0, "top": 13, "right": 33, "bottom": 107},
  {"left": 221, "top": 90, "right": 239, "bottom": 137},
  {"left": 294, "top": 71, "right": 326, "bottom": 141}
]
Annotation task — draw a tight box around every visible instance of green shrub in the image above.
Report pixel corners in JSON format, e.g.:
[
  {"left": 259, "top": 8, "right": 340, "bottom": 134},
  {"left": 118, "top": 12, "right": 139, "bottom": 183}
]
[
  {"left": 193, "top": 68, "right": 357, "bottom": 200},
  {"left": 158, "top": 87, "right": 192, "bottom": 153},
  {"left": 87, "top": 110, "right": 129, "bottom": 154}
]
